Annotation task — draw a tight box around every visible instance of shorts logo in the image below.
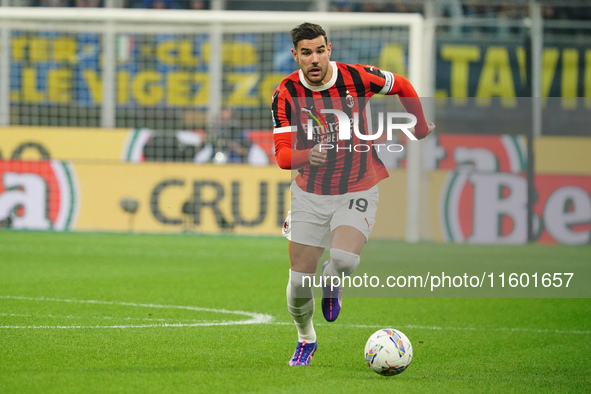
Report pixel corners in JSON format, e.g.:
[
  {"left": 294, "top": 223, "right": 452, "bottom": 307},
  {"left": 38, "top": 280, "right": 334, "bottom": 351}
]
[{"left": 282, "top": 211, "right": 291, "bottom": 238}]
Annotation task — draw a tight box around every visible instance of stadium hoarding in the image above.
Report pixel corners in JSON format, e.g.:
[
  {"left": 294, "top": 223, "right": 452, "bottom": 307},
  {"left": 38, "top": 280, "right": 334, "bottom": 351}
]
[
  {"left": 434, "top": 170, "right": 591, "bottom": 245},
  {"left": 0, "top": 124, "right": 590, "bottom": 243},
  {"left": 423, "top": 134, "right": 591, "bottom": 245},
  {"left": 0, "top": 126, "right": 131, "bottom": 162},
  {"left": 0, "top": 160, "right": 79, "bottom": 231},
  {"left": 2, "top": 158, "right": 588, "bottom": 245},
  {"left": 0, "top": 153, "right": 404, "bottom": 237},
  {"left": 0, "top": 126, "right": 266, "bottom": 165},
  {"left": 72, "top": 163, "right": 292, "bottom": 235}
]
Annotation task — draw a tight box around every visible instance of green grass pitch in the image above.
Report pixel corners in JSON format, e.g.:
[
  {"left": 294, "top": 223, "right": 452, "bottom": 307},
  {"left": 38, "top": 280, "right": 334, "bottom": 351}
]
[{"left": 0, "top": 231, "right": 590, "bottom": 393}]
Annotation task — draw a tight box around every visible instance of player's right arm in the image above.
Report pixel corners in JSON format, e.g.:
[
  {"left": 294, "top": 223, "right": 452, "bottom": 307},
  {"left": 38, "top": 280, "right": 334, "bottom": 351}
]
[{"left": 271, "top": 87, "right": 326, "bottom": 169}]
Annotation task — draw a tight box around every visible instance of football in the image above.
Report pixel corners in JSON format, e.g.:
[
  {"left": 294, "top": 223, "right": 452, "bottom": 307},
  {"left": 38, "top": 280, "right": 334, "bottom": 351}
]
[{"left": 364, "top": 328, "right": 413, "bottom": 376}]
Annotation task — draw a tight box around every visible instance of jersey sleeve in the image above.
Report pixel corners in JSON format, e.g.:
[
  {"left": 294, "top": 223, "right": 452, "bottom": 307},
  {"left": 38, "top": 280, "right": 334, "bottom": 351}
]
[
  {"left": 271, "top": 85, "right": 311, "bottom": 169},
  {"left": 271, "top": 88, "right": 292, "bottom": 132},
  {"left": 356, "top": 65, "right": 396, "bottom": 95},
  {"left": 388, "top": 74, "right": 430, "bottom": 139}
]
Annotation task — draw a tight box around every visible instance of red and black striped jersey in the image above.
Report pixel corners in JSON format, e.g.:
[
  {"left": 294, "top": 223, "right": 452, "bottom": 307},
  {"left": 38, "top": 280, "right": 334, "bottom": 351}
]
[{"left": 272, "top": 61, "right": 427, "bottom": 195}]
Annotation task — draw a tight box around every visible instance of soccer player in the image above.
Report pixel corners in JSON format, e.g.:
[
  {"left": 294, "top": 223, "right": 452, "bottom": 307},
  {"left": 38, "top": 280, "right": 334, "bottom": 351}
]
[{"left": 271, "top": 22, "right": 435, "bottom": 366}]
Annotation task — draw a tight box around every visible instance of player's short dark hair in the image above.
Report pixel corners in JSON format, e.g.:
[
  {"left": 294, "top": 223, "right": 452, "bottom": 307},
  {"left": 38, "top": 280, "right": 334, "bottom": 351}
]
[{"left": 291, "top": 22, "right": 328, "bottom": 49}]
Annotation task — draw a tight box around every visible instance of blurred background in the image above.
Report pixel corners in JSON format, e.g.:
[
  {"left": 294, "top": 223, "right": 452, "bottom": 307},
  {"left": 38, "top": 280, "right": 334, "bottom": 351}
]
[{"left": 0, "top": 0, "right": 589, "bottom": 246}]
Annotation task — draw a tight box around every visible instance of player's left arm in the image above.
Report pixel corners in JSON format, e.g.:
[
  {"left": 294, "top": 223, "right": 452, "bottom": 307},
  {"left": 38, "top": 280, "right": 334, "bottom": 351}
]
[
  {"left": 386, "top": 74, "right": 435, "bottom": 140},
  {"left": 362, "top": 66, "right": 435, "bottom": 139}
]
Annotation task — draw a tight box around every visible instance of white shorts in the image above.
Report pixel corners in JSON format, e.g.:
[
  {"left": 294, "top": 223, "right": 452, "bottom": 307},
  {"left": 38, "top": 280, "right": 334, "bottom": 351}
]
[{"left": 282, "top": 181, "right": 379, "bottom": 249}]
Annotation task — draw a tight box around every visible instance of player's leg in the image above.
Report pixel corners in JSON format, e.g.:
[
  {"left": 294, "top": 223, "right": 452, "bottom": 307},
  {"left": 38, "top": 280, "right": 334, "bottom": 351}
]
[
  {"left": 286, "top": 241, "right": 324, "bottom": 366},
  {"left": 324, "top": 226, "right": 365, "bottom": 284},
  {"left": 320, "top": 226, "right": 364, "bottom": 322},
  {"left": 287, "top": 240, "right": 324, "bottom": 344},
  {"left": 289, "top": 240, "right": 325, "bottom": 273},
  {"left": 321, "top": 186, "right": 379, "bottom": 322},
  {"left": 284, "top": 181, "right": 332, "bottom": 365}
]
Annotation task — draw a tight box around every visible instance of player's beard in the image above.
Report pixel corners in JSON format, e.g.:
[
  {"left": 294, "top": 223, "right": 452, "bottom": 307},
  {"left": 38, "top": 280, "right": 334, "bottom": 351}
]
[{"left": 305, "top": 65, "right": 327, "bottom": 85}]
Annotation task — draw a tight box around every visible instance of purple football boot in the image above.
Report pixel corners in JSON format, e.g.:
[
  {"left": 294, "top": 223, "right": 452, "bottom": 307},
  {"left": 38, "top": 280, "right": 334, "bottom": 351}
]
[{"left": 288, "top": 341, "right": 317, "bottom": 366}]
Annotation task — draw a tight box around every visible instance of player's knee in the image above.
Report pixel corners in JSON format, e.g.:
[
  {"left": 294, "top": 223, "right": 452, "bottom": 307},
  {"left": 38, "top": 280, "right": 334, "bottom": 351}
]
[{"left": 329, "top": 248, "right": 360, "bottom": 277}]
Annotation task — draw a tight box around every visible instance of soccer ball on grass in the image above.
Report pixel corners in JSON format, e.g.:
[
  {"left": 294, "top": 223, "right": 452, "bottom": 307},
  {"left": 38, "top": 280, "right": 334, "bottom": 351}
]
[{"left": 364, "top": 328, "right": 413, "bottom": 376}]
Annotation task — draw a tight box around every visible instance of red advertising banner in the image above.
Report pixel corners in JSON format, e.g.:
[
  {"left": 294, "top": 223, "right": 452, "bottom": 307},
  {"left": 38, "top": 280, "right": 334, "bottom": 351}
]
[
  {"left": 0, "top": 160, "right": 79, "bottom": 231},
  {"left": 434, "top": 135, "right": 591, "bottom": 245}
]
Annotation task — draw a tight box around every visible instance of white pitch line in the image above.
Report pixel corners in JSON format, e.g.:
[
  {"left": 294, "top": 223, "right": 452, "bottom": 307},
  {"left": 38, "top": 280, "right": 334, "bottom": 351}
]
[
  {"left": 0, "top": 313, "right": 218, "bottom": 323},
  {"left": 0, "top": 295, "right": 272, "bottom": 329},
  {"left": 1, "top": 295, "right": 589, "bottom": 335}
]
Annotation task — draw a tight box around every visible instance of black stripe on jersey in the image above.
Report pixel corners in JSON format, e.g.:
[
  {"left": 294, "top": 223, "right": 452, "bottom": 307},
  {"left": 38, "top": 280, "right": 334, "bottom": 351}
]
[
  {"left": 346, "top": 65, "right": 369, "bottom": 184},
  {"left": 271, "top": 89, "right": 280, "bottom": 127},
  {"left": 316, "top": 88, "right": 336, "bottom": 195},
  {"left": 370, "top": 82, "right": 384, "bottom": 94},
  {"left": 349, "top": 65, "right": 367, "bottom": 100},
  {"left": 284, "top": 98, "right": 292, "bottom": 130},
  {"left": 301, "top": 87, "right": 319, "bottom": 194},
  {"left": 364, "top": 66, "right": 383, "bottom": 77},
  {"left": 283, "top": 80, "right": 298, "bottom": 132},
  {"left": 356, "top": 109, "right": 371, "bottom": 183},
  {"left": 272, "top": 91, "right": 287, "bottom": 130},
  {"left": 333, "top": 68, "right": 354, "bottom": 194},
  {"left": 283, "top": 80, "right": 311, "bottom": 185},
  {"left": 364, "top": 66, "right": 387, "bottom": 94}
]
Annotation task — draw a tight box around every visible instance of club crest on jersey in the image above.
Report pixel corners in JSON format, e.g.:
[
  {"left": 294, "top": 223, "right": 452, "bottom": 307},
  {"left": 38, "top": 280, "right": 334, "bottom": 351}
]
[{"left": 345, "top": 93, "right": 354, "bottom": 108}]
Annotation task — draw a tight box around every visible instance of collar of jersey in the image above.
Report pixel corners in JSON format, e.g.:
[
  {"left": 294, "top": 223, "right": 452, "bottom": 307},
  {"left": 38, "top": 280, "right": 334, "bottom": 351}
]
[{"left": 299, "top": 61, "right": 338, "bottom": 91}]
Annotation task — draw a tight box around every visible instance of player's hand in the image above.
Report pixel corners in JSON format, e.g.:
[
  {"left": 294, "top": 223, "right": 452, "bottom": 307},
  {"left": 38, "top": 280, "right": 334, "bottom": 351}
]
[
  {"left": 426, "top": 121, "right": 436, "bottom": 136},
  {"left": 309, "top": 143, "right": 328, "bottom": 166},
  {"left": 415, "top": 122, "right": 436, "bottom": 140}
]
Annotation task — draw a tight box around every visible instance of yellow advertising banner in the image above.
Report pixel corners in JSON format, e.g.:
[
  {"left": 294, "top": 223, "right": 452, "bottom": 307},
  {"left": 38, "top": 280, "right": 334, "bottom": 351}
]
[
  {"left": 74, "top": 163, "right": 292, "bottom": 236},
  {"left": 371, "top": 171, "right": 408, "bottom": 241},
  {"left": 534, "top": 136, "right": 591, "bottom": 175},
  {"left": 71, "top": 162, "right": 409, "bottom": 239},
  {"left": 0, "top": 126, "right": 130, "bottom": 162}
]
